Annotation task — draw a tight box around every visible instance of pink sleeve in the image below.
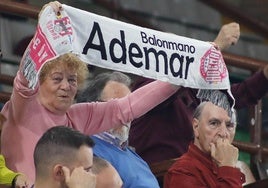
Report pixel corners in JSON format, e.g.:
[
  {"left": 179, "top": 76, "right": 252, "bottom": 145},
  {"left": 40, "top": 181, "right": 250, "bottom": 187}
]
[
  {"left": 70, "top": 80, "right": 179, "bottom": 135},
  {"left": 3, "top": 66, "right": 38, "bottom": 123},
  {"left": 117, "top": 80, "right": 179, "bottom": 121}
]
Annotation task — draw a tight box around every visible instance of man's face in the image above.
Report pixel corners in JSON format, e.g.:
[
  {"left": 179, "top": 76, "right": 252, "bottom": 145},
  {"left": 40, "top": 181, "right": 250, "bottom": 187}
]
[
  {"left": 193, "top": 102, "right": 236, "bottom": 154},
  {"left": 101, "top": 81, "right": 131, "bottom": 143},
  {"left": 61, "top": 145, "right": 95, "bottom": 188},
  {"left": 73, "top": 145, "right": 94, "bottom": 173}
]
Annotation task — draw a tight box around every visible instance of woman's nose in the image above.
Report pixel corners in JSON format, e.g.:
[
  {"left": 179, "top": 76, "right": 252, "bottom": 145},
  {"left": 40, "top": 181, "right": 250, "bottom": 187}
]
[{"left": 60, "top": 79, "right": 71, "bottom": 90}]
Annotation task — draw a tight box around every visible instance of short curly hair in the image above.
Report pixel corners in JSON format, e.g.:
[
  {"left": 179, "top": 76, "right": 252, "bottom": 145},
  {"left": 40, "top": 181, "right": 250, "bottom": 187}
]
[{"left": 39, "top": 53, "right": 89, "bottom": 89}]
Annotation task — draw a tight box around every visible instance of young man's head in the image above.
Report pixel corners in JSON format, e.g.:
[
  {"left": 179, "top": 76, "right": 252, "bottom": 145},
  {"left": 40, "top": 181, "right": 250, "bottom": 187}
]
[{"left": 34, "top": 126, "right": 95, "bottom": 186}]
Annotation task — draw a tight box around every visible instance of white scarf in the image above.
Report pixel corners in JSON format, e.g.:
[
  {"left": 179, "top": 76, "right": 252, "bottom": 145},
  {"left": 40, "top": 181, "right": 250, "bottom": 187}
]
[{"left": 21, "top": 4, "right": 234, "bottom": 106}]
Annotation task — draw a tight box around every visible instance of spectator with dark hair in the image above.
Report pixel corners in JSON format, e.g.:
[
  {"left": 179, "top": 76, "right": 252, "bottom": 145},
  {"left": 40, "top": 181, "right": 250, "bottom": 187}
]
[{"left": 33, "top": 126, "right": 96, "bottom": 188}]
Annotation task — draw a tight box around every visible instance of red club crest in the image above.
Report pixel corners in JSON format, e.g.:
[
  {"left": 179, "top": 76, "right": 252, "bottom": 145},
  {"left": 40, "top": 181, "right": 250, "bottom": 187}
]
[{"left": 200, "top": 47, "right": 227, "bottom": 84}]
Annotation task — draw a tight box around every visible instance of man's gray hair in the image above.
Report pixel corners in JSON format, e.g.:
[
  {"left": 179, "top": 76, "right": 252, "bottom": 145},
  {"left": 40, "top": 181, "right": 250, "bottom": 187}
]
[
  {"left": 195, "top": 89, "right": 236, "bottom": 124},
  {"left": 76, "top": 71, "right": 132, "bottom": 103}
]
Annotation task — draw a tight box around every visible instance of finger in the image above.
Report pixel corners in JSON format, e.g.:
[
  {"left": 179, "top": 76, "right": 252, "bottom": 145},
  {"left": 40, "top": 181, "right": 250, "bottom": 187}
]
[
  {"left": 209, "top": 42, "right": 220, "bottom": 50},
  {"left": 222, "top": 138, "right": 231, "bottom": 145},
  {"left": 231, "top": 34, "right": 239, "bottom": 45},
  {"left": 62, "top": 166, "right": 70, "bottom": 182},
  {"left": 49, "top": 1, "right": 63, "bottom": 16},
  {"left": 215, "top": 137, "right": 222, "bottom": 146},
  {"left": 210, "top": 142, "right": 216, "bottom": 157}
]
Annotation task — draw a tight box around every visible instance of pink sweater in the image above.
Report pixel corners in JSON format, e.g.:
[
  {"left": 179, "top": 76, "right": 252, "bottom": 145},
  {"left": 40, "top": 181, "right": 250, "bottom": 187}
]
[{"left": 0, "top": 70, "right": 178, "bottom": 183}]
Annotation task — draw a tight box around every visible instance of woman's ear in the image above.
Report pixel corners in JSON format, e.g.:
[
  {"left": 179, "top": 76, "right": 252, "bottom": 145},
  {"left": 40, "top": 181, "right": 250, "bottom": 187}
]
[{"left": 53, "top": 165, "right": 65, "bottom": 181}]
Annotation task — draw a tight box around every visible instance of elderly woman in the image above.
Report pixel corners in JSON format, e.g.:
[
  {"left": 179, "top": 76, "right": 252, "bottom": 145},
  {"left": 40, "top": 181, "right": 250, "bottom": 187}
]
[{"left": 1, "top": 6, "right": 179, "bottom": 184}]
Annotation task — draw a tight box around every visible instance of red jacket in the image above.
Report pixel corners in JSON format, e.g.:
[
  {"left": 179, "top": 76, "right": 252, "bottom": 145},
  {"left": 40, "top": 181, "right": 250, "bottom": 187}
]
[{"left": 164, "top": 143, "right": 245, "bottom": 188}]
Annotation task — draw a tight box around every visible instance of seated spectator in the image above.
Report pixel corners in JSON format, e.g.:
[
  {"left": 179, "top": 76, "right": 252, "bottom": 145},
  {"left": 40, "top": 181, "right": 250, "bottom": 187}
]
[
  {"left": 92, "top": 156, "right": 123, "bottom": 188},
  {"left": 33, "top": 126, "right": 96, "bottom": 188},
  {"left": 164, "top": 90, "right": 246, "bottom": 188},
  {"left": 129, "top": 22, "right": 268, "bottom": 166},
  {"left": 76, "top": 71, "right": 160, "bottom": 188},
  {"left": 0, "top": 113, "right": 29, "bottom": 188}
]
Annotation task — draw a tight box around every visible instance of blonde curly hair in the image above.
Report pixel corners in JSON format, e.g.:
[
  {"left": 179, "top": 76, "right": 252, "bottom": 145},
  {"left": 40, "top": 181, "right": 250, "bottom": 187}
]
[{"left": 39, "top": 53, "right": 89, "bottom": 89}]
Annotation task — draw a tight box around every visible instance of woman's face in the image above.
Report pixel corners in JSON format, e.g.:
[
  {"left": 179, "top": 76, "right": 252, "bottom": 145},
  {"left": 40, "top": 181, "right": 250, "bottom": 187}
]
[{"left": 38, "top": 66, "right": 78, "bottom": 115}]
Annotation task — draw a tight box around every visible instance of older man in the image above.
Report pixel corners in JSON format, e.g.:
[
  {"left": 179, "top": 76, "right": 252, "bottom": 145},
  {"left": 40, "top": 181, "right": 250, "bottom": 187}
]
[
  {"left": 76, "top": 71, "right": 160, "bottom": 188},
  {"left": 164, "top": 90, "right": 245, "bottom": 188}
]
